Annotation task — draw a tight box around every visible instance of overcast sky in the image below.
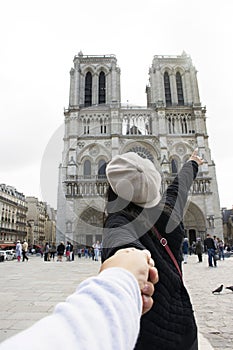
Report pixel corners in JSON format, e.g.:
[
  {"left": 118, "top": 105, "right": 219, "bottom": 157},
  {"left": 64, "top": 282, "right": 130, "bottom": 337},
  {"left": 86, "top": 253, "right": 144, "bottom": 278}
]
[{"left": 0, "top": 0, "right": 232, "bottom": 210}]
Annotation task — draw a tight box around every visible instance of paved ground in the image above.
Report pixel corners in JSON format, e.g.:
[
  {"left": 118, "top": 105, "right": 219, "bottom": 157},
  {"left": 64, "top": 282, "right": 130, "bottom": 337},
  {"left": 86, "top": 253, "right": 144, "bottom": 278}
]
[{"left": 0, "top": 253, "right": 232, "bottom": 349}]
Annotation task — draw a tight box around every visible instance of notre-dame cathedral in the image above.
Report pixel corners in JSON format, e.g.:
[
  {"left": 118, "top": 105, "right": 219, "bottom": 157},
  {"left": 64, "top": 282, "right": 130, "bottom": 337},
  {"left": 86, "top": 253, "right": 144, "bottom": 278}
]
[{"left": 56, "top": 51, "right": 223, "bottom": 248}]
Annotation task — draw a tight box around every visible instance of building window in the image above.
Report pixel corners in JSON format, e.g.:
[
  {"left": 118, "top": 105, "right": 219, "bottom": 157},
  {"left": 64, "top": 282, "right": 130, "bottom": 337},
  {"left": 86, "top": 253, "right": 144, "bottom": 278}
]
[
  {"left": 164, "top": 72, "right": 172, "bottom": 106},
  {"left": 98, "top": 71, "right": 106, "bottom": 104},
  {"left": 176, "top": 72, "right": 184, "bottom": 105},
  {"left": 181, "top": 116, "right": 187, "bottom": 133},
  {"left": 84, "top": 160, "right": 91, "bottom": 178},
  {"left": 100, "top": 118, "right": 107, "bottom": 134},
  {"left": 98, "top": 159, "right": 107, "bottom": 179},
  {"left": 171, "top": 159, "right": 178, "bottom": 174},
  {"left": 128, "top": 146, "right": 154, "bottom": 162},
  {"left": 85, "top": 72, "right": 92, "bottom": 107},
  {"left": 83, "top": 119, "right": 90, "bottom": 134},
  {"left": 168, "top": 117, "right": 175, "bottom": 133}
]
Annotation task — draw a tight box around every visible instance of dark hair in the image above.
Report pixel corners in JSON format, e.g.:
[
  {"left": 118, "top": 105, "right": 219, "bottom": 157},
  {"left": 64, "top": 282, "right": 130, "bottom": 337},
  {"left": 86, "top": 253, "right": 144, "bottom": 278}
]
[{"left": 104, "top": 185, "right": 144, "bottom": 226}]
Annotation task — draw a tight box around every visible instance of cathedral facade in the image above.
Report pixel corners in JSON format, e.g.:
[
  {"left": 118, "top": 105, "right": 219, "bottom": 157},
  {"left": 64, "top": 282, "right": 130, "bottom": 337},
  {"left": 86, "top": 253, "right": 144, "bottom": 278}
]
[{"left": 56, "top": 51, "right": 223, "bottom": 248}]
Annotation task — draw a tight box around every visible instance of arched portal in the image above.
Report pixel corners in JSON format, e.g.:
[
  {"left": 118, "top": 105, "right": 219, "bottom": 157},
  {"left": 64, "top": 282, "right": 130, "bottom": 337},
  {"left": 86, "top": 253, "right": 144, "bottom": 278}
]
[
  {"left": 75, "top": 207, "right": 103, "bottom": 247},
  {"left": 183, "top": 201, "right": 206, "bottom": 244}
]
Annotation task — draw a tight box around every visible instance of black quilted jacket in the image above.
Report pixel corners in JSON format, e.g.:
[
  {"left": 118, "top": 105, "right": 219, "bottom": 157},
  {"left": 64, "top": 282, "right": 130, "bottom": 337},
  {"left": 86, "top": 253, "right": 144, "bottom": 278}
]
[{"left": 102, "top": 161, "right": 198, "bottom": 350}]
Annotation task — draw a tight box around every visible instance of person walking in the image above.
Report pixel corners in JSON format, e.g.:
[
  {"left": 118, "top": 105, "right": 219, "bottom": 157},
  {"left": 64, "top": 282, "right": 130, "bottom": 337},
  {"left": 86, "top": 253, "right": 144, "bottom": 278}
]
[
  {"left": 50, "top": 242, "right": 57, "bottom": 261},
  {"left": 22, "top": 240, "right": 29, "bottom": 262},
  {"left": 102, "top": 149, "right": 203, "bottom": 350},
  {"left": 93, "top": 241, "right": 101, "bottom": 261},
  {"left": 204, "top": 233, "right": 217, "bottom": 267},
  {"left": 43, "top": 242, "right": 50, "bottom": 262},
  {"left": 217, "top": 238, "right": 225, "bottom": 260},
  {"left": 69, "top": 241, "right": 74, "bottom": 261},
  {"left": 182, "top": 237, "right": 189, "bottom": 264},
  {"left": 65, "top": 242, "right": 71, "bottom": 261},
  {"left": 195, "top": 237, "right": 203, "bottom": 263},
  {"left": 15, "top": 240, "right": 22, "bottom": 262},
  {"left": 57, "top": 241, "right": 65, "bottom": 262}
]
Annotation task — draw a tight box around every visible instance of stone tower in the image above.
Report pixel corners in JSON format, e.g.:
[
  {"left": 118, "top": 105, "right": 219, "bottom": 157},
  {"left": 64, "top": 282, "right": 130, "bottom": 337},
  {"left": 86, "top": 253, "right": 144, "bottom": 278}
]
[{"left": 56, "top": 51, "right": 222, "bottom": 248}]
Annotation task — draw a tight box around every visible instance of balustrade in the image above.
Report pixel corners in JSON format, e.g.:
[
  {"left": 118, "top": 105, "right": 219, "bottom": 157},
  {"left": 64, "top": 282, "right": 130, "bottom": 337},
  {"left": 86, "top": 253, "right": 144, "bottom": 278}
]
[
  {"left": 65, "top": 176, "right": 211, "bottom": 198},
  {"left": 65, "top": 177, "right": 108, "bottom": 197}
]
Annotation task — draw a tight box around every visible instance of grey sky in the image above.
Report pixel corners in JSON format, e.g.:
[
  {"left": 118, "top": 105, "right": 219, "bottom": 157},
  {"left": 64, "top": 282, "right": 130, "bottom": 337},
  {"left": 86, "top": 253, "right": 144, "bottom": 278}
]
[{"left": 0, "top": 0, "right": 232, "bottom": 209}]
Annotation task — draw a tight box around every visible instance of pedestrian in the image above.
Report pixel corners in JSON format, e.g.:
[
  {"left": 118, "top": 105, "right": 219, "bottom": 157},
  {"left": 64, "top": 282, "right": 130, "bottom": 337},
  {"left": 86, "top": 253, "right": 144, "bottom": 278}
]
[
  {"left": 102, "top": 149, "right": 204, "bottom": 350},
  {"left": 57, "top": 241, "right": 65, "bottom": 262},
  {"left": 50, "top": 242, "right": 57, "bottom": 261},
  {"left": 84, "top": 246, "right": 89, "bottom": 258},
  {"left": 15, "top": 240, "right": 22, "bottom": 262},
  {"left": 77, "top": 248, "right": 82, "bottom": 258},
  {"left": 204, "top": 233, "right": 217, "bottom": 267},
  {"left": 93, "top": 241, "right": 100, "bottom": 261},
  {"left": 195, "top": 237, "right": 203, "bottom": 262},
  {"left": 182, "top": 237, "right": 189, "bottom": 264},
  {"left": 0, "top": 248, "right": 158, "bottom": 350},
  {"left": 90, "top": 246, "right": 95, "bottom": 260},
  {"left": 69, "top": 241, "right": 74, "bottom": 261},
  {"left": 65, "top": 241, "right": 71, "bottom": 261},
  {"left": 217, "top": 238, "right": 225, "bottom": 260},
  {"left": 43, "top": 242, "right": 50, "bottom": 262},
  {"left": 22, "top": 240, "right": 29, "bottom": 262}
]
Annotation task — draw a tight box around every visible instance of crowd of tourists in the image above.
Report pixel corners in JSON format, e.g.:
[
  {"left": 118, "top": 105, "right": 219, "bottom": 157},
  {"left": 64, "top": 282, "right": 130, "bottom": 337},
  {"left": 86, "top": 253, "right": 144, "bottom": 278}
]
[{"left": 182, "top": 233, "right": 232, "bottom": 267}]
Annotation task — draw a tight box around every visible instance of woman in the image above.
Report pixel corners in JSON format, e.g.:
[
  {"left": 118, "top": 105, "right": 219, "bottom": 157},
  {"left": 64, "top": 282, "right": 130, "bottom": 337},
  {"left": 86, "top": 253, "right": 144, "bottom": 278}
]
[
  {"left": 102, "top": 149, "right": 203, "bottom": 350},
  {"left": 15, "top": 240, "right": 22, "bottom": 262}
]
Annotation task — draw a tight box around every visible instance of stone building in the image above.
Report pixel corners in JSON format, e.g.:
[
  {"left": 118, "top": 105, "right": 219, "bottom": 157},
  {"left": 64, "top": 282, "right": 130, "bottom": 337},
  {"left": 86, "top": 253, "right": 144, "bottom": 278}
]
[
  {"left": 26, "top": 198, "right": 57, "bottom": 246},
  {"left": 0, "top": 184, "right": 27, "bottom": 248},
  {"left": 56, "top": 51, "right": 223, "bottom": 248},
  {"left": 44, "top": 203, "right": 56, "bottom": 244},
  {"left": 26, "top": 197, "right": 46, "bottom": 246},
  {"left": 222, "top": 208, "right": 233, "bottom": 246}
]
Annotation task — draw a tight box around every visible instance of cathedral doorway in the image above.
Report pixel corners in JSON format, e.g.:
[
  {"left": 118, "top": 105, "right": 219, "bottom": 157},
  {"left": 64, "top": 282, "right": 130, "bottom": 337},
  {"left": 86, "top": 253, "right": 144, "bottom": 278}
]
[
  {"left": 78, "top": 207, "right": 103, "bottom": 246},
  {"left": 183, "top": 201, "right": 206, "bottom": 242}
]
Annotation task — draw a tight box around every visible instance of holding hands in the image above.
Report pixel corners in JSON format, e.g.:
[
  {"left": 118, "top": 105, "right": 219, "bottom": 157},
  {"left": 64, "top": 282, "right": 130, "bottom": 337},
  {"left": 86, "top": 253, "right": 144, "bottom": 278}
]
[{"left": 100, "top": 248, "right": 158, "bottom": 315}]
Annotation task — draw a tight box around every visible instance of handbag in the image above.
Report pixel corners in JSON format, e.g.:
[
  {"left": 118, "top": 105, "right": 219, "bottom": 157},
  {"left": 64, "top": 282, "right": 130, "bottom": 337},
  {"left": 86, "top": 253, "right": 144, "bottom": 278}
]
[{"left": 214, "top": 251, "right": 219, "bottom": 261}]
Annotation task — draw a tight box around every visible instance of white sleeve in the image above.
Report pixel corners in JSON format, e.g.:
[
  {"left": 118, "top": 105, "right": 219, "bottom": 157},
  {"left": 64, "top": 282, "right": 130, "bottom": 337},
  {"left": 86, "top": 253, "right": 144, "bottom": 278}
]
[{"left": 0, "top": 267, "right": 142, "bottom": 350}]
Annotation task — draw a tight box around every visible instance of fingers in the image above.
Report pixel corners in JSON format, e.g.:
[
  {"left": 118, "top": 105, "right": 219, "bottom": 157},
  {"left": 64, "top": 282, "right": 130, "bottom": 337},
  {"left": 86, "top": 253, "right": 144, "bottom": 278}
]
[
  {"left": 192, "top": 148, "right": 198, "bottom": 156},
  {"left": 141, "top": 294, "right": 154, "bottom": 315},
  {"left": 148, "top": 266, "right": 159, "bottom": 284},
  {"left": 141, "top": 281, "right": 154, "bottom": 296},
  {"left": 141, "top": 281, "right": 154, "bottom": 315}
]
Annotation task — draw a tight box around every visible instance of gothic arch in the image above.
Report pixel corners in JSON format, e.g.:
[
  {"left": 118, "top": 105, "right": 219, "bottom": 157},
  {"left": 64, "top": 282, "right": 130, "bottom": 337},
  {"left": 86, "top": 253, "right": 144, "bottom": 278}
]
[
  {"left": 84, "top": 72, "right": 92, "bottom": 107},
  {"left": 174, "top": 66, "right": 185, "bottom": 76},
  {"left": 161, "top": 65, "right": 173, "bottom": 75},
  {"left": 183, "top": 201, "right": 206, "bottom": 240},
  {"left": 97, "top": 158, "right": 107, "bottom": 179},
  {"left": 96, "top": 66, "right": 109, "bottom": 75},
  {"left": 170, "top": 141, "right": 193, "bottom": 163},
  {"left": 83, "top": 159, "right": 91, "bottom": 178},
  {"left": 80, "top": 206, "right": 103, "bottom": 228},
  {"left": 82, "top": 66, "right": 95, "bottom": 75},
  {"left": 169, "top": 155, "right": 180, "bottom": 174},
  {"left": 98, "top": 71, "right": 106, "bottom": 104},
  {"left": 77, "top": 144, "right": 111, "bottom": 168}
]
